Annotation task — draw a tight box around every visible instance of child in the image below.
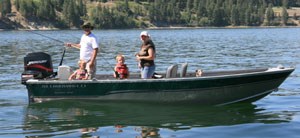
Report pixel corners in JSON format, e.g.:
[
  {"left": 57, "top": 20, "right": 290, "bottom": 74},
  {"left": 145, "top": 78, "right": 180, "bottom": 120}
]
[
  {"left": 69, "top": 60, "right": 89, "bottom": 80},
  {"left": 114, "top": 54, "right": 129, "bottom": 79}
]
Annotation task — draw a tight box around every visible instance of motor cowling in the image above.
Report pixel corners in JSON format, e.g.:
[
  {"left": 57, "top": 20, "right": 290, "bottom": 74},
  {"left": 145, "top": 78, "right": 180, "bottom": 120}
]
[{"left": 21, "top": 52, "right": 53, "bottom": 84}]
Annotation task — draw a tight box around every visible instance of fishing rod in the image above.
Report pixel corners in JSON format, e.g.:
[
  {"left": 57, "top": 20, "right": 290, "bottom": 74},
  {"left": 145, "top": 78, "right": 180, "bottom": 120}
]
[
  {"left": 26, "top": 30, "right": 82, "bottom": 65},
  {"left": 99, "top": 48, "right": 120, "bottom": 78},
  {"left": 27, "top": 30, "right": 64, "bottom": 43},
  {"left": 27, "top": 30, "right": 80, "bottom": 49},
  {"left": 28, "top": 30, "right": 119, "bottom": 78},
  {"left": 26, "top": 30, "right": 70, "bottom": 68}
]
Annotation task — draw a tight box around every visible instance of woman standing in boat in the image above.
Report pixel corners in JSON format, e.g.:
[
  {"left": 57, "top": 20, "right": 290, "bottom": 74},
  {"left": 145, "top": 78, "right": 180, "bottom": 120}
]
[{"left": 136, "top": 31, "right": 156, "bottom": 79}]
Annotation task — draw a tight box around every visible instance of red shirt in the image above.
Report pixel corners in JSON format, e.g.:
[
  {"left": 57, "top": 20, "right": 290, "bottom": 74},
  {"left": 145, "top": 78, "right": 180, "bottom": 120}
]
[{"left": 115, "top": 64, "right": 128, "bottom": 79}]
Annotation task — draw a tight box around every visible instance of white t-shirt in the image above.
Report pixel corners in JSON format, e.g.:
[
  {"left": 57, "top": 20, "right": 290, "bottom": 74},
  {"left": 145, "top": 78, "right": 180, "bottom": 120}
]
[{"left": 79, "top": 33, "right": 99, "bottom": 62}]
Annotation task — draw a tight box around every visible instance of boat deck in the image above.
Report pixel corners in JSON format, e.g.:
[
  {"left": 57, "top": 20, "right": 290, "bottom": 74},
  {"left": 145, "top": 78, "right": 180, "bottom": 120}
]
[{"left": 94, "top": 68, "right": 269, "bottom": 80}]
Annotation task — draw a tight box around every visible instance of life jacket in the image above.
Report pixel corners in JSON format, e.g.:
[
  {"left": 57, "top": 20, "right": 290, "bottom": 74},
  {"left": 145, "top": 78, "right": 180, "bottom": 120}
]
[
  {"left": 138, "top": 40, "right": 155, "bottom": 67},
  {"left": 75, "top": 69, "right": 87, "bottom": 80},
  {"left": 115, "top": 64, "right": 128, "bottom": 79}
]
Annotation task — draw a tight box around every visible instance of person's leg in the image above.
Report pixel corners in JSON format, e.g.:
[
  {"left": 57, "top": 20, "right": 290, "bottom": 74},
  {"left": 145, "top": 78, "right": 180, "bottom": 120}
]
[
  {"left": 140, "top": 67, "right": 148, "bottom": 79},
  {"left": 147, "top": 65, "right": 155, "bottom": 78},
  {"left": 141, "top": 65, "right": 155, "bottom": 79},
  {"left": 86, "top": 61, "right": 96, "bottom": 79}
]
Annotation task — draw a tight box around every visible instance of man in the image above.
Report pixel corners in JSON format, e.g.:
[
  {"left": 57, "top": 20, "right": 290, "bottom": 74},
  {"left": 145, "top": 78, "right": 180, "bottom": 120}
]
[{"left": 66, "top": 22, "right": 99, "bottom": 79}]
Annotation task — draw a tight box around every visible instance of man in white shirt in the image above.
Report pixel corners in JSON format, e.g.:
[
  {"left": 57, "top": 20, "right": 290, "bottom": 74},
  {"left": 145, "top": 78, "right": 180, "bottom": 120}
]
[{"left": 66, "top": 22, "right": 99, "bottom": 79}]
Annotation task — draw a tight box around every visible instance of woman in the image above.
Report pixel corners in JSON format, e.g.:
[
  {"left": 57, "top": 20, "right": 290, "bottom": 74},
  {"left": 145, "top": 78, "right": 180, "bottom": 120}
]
[{"left": 136, "top": 31, "right": 156, "bottom": 79}]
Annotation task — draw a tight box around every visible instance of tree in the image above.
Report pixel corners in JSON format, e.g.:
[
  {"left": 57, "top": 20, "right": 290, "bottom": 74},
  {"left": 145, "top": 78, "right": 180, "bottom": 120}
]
[
  {"left": 78, "top": 0, "right": 86, "bottom": 17},
  {"left": 19, "top": 0, "right": 35, "bottom": 17},
  {"left": 36, "top": 0, "right": 55, "bottom": 20},
  {"left": 125, "top": 0, "right": 130, "bottom": 13},
  {"left": 282, "top": 0, "right": 288, "bottom": 8},
  {"left": 244, "top": 8, "right": 251, "bottom": 26},
  {"left": 0, "top": 0, "right": 12, "bottom": 18},
  {"left": 186, "top": 0, "right": 192, "bottom": 11},
  {"left": 212, "top": 4, "right": 225, "bottom": 26},
  {"left": 230, "top": 5, "right": 239, "bottom": 26},
  {"left": 281, "top": 7, "right": 288, "bottom": 26},
  {"left": 265, "top": 3, "right": 274, "bottom": 25}
]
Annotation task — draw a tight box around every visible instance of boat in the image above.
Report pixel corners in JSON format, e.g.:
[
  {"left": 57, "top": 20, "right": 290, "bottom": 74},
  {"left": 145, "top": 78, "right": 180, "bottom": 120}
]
[{"left": 21, "top": 52, "right": 295, "bottom": 105}]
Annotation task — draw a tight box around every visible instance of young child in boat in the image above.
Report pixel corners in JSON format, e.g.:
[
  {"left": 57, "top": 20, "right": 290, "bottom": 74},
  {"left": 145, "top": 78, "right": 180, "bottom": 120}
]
[
  {"left": 69, "top": 60, "right": 89, "bottom": 80},
  {"left": 114, "top": 54, "right": 129, "bottom": 79}
]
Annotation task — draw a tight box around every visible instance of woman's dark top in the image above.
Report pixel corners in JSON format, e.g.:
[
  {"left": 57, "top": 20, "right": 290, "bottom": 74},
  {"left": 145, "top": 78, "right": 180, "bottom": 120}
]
[{"left": 138, "top": 39, "right": 155, "bottom": 67}]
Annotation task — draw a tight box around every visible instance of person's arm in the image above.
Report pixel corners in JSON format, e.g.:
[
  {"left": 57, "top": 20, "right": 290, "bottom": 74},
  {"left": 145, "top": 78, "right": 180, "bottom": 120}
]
[
  {"left": 89, "top": 48, "right": 98, "bottom": 68},
  {"left": 65, "top": 35, "right": 83, "bottom": 49},
  {"left": 65, "top": 43, "right": 81, "bottom": 49},
  {"left": 71, "top": 43, "right": 81, "bottom": 49},
  {"left": 127, "top": 67, "right": 130, "bottom": 78},
  {"left": 84, "top": 71, "right": 89, "bottom": 80},
  {"left": 113, "top": 66, "right": 117, "bottom": 78},
  {"left": 135, "top": 54, "right": 142, "bottom": 69},
  {"left": 137, "top": 48, "right": 155, "bottom": 60},
  {"left": 68, "top": 71, "right": 76, "bottom": 80}
]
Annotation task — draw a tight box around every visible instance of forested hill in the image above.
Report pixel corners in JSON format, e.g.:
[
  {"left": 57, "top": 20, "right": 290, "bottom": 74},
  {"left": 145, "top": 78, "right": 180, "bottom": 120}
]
[{"left": 1, "top": 0, "right": 300, "bottom": 30}]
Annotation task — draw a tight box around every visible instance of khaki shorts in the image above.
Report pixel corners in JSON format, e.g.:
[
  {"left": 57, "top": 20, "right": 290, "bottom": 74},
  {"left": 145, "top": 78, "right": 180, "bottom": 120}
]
[{"left": 86, "top": 61, "right": 96, "bottom": 79}]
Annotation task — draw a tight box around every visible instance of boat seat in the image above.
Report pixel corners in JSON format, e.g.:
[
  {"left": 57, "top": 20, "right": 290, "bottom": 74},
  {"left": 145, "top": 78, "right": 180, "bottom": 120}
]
[
  {"left": 58, "top": 65, "right": 72, "bottom": 80},
  {"left": 166, "top": 64, "right": 178, "bottom": 78},
  {"left": 180, "top": 63, "right": 188, "bottom": 77}
]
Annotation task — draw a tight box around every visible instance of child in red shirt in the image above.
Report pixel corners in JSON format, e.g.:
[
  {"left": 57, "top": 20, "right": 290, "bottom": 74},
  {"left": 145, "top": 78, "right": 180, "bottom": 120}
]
[{"left": 114, "top": 54, "right": 129, "bottom": 79}]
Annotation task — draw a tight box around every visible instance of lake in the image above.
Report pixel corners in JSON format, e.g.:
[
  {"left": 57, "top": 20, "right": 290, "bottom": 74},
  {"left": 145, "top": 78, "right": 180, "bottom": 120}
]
[{"left": 0, "top": 28, "right": 299, "bottom": 138}]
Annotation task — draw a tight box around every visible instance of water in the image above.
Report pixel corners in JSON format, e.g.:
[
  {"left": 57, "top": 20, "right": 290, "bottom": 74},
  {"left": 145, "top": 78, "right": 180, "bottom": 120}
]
[{"left": 0, "top": 28, "right": 300, "bottom": 137}]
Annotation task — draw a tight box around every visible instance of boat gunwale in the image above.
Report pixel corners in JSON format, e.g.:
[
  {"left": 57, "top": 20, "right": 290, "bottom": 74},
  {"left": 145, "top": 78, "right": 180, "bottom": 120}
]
[{"left": 25, "top": 67, "right": 295, "bottom": 84}]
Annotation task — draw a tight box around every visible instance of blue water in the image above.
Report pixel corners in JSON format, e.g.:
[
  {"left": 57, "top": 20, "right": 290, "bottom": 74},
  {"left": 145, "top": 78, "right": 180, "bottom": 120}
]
[{"left": 0, "top": 28, "right": 299, "bottom": 138}]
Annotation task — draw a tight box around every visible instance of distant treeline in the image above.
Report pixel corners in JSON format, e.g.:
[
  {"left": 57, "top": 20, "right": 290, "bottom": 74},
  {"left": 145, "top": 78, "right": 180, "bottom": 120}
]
[{"left": 1, "top": 0, "right": 300, "bottom": 29}]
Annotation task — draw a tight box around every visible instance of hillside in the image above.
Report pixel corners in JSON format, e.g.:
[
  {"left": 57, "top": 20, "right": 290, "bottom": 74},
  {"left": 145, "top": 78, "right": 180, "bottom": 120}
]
[{"left": 1, "top": 0, "right": 300, "bottom": 30}]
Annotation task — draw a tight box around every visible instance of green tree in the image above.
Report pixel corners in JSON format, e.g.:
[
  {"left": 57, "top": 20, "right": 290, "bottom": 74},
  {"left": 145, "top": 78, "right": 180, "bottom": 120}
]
[
  {"left": 15, "top": 0, "right": 20, "bottom": 11},
  {"left": 230, "top": 5, "right": 239, "bottom": 26},
  {"left": 63, "top": 0, "right": 80, "bottom": 27},
  {"left": 258, "top": 5, "right": 265, "bottom": 25},
  {"left": 0, "top": 0, "right": 12, "bottom": 18},
  {"left": 282, "top": 0, "right": 288, "bottom": 8},
  {"left": 19, "top": 0, "right": 35, "bottom": 17},
  {"left": 244, "top": 7, "right": 251, "bottom": 26},
  {"left": 186, "top": 0, "right": 192, "bottom": 11},
  {"left": 265, "top": 3, "right": 274, "bottom": 26},
  {"left": 281, "top": 7, "right": 288, "bottom": 25},
  {"left": 36, "top": 0, "right": 55, "bottom": 20},
  {"left": 78, "top": 0, "right": 86, "bottom": 16},
  {"left": 212, "top": 5, "right": 225, "bottom": 26}
]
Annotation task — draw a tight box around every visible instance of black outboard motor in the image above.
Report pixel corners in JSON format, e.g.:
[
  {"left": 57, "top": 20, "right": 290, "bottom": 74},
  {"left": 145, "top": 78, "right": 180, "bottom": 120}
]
[{"left": 21, "top": 52, "right": 54, "bottom": 84}]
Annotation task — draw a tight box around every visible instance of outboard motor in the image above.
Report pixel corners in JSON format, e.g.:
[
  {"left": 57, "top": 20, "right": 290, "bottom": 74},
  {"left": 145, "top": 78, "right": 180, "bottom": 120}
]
[{"left": 21, "top": 52, "right": 54, "bottom": 84}]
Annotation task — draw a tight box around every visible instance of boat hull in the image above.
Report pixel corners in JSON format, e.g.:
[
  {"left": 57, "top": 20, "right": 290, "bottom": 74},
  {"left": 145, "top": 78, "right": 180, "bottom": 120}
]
[{"left": 25, "top": 67, "right": 294, "bottom": 105}]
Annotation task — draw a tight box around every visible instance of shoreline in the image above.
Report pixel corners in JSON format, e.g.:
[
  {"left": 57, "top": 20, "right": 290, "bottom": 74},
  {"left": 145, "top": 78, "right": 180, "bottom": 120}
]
[{"left": 1, "top": 25, "right": 300, "bottom": 31}]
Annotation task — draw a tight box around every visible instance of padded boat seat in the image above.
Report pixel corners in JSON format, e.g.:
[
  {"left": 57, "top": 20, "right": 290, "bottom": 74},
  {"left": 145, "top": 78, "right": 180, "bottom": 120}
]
[
  {"left": 166, "top": 64, "right": 178, "bottom": 78},
  {"left": 180, "top": 63, "right": 188, "bottom": 77},
  {"left": 58, "top": 65, "right": 72, "bottom": 80}
]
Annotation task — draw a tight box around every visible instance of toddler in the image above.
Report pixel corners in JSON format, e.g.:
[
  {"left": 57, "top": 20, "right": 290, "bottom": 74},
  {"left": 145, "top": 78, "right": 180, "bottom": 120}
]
[
  {"left": 69, "top": 60, "right": 89, "bottom": 80},
  {"left": 114, "top": 54, "right": 129, "bottom": 79}
]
